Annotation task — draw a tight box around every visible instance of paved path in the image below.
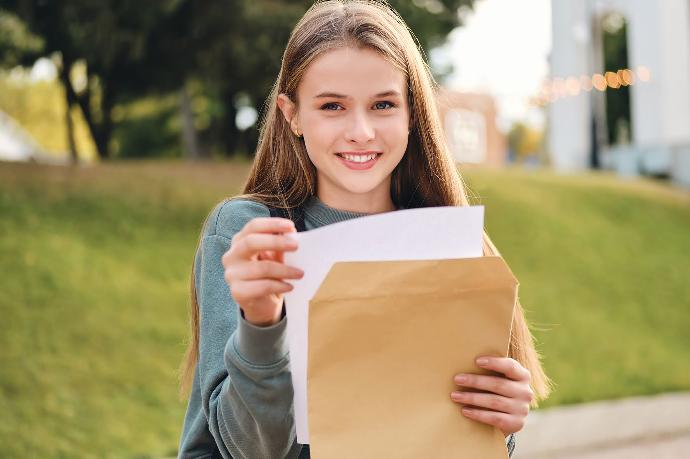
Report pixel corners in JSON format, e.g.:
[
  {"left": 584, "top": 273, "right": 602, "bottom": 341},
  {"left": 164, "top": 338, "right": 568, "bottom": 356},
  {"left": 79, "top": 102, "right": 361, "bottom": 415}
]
[{"left": 513, "top": 392, "right": 690, "bottom": 459}]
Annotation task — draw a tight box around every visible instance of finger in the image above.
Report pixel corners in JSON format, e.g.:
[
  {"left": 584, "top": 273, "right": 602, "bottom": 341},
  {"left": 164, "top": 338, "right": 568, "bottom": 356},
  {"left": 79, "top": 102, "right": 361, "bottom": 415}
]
[
  {"left": 231, "top": 233, "right": 298, "bottom": 260},
  {"left": 229, "top": 260, "right": 304, "bottom": 282},
  {"left": 230, "top": 279, "right": 294, "bottom": 303},
  {"left": 476, "top": 356, "right": 531, "bottom": 382},
  {"left": 238, "top": 217, "right": 295, "bottom": 238},
  {"left": 274, "top": 250, "right": 285, "bottom": 264},
  {"left": 258, "top": 247, "right": 292, "bottom": 264},
  {"left": 450, "top": 391, "right": 529, "bottom": 416},
  {"left": 461, "top": 407, "right": 524, "bottom": 436},
  {"left": 453, "top": 373, "right": 525, "bottom": 399},
  {"left": 228, "top": 218, "right": 295, "bottom": 263}
]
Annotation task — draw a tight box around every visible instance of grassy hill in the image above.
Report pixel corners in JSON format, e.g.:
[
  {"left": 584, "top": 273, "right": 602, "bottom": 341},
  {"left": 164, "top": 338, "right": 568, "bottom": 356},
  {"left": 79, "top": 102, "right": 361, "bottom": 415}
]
[{"left": 1, "top": 160, "right": 689, "bottom": 457}]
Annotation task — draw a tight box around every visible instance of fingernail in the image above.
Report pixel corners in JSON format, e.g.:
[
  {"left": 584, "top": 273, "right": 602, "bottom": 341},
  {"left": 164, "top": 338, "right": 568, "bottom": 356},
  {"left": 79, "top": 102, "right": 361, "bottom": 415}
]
[
  {"left": 476, "top": 358, "right": 489, "bottom": 366},
  {"left": 462, "top": 408, "right": 473, "bottom": 415},
  {"left": 450, "top": 392, "right": 464, "bottom": 401},
  {"left": 455, "top": 375, "right": 467, "bottom": 384}
]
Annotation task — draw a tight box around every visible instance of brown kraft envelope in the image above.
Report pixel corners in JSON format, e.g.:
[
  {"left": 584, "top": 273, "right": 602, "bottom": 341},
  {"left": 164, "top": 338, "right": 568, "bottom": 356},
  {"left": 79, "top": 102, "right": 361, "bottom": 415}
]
[{"left": 307, "top": 256, "right": 518, "bottom": 458}]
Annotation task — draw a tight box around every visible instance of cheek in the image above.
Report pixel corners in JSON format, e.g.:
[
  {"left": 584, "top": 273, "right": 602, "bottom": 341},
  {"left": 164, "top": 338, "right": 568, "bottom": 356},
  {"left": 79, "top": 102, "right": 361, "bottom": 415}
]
[
  {"left": 303, "top": 128, "right": 330, "bottom": 156},
  {"left": 302, "top": 113, "right": 332, "bottom": 141},
  {"left": 381, "top": 120, "right": 410, "bottom": 153}
]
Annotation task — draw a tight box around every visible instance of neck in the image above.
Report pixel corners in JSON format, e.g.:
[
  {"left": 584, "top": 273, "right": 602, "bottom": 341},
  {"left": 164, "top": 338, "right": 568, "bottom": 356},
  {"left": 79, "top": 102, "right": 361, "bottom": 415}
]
[{"left": 317, "top": 185, "right": 396, "bottom": 214}]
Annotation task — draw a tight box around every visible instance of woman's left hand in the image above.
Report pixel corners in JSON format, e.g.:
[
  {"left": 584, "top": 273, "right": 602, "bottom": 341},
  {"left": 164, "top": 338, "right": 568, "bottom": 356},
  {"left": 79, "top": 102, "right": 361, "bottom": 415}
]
[{"left": 451, "top": 356, "right": 534, "bottom": 437}]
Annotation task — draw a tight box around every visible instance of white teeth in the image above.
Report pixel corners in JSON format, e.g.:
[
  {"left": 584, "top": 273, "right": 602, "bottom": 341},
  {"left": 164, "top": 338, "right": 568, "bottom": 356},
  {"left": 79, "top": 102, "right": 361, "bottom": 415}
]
[{"left": 342, "top": 154, "right": 377, "bottom": 163}]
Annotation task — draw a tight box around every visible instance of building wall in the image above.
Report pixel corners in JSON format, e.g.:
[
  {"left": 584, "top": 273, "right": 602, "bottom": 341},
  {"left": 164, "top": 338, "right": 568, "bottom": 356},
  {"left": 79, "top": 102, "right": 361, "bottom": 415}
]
[
  {"left": 548, "top": 0, "right": 592, "bottom": 172},
  {"left": 436, "top": 88, "right": 507, "bottom": 167},
  {"left": 549, "top": 0, "right": 690, "bottom": 186}
]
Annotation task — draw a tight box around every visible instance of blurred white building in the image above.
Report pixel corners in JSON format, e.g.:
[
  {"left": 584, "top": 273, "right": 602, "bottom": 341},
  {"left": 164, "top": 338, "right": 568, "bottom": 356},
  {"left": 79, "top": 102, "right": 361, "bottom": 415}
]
[
  {"left": 0, "top": 109, "right": 65, "bottom": 164},
  {"left": 0, "top": 110, "right": 37, "bottom": 161},
  {"left": 549, "top": 0, "right": 690, "bottom": 187}
]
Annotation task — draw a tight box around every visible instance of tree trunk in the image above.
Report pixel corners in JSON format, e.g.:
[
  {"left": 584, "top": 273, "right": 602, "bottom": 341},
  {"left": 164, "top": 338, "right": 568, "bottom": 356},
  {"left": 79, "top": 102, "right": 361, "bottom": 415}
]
[
  {"left": 95, "top": 82, "right": 114, "bottom": 159},
  {"left": 67, "top": 77, "right": 107, "bottom": 159},
  {"left": 67, "top": 68, "right": 112, "bottom": 160},
  {"left": 57, "top": 56, "right": 79, "bottom": 164},
  {"left": 220, "top": 88, "right": 239, "bottom": 157},
  {"left": 179, "top": 85, "right": 201, "bottom": 160},
  {"left": 65, "top": 100, "right": 78, "bottom": 164}
]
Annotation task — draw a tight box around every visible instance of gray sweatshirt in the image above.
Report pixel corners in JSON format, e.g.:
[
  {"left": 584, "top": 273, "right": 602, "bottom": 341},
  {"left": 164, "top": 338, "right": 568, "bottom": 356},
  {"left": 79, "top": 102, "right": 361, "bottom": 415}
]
[{"left": 177, "top": 196, "right": 516, "bottom": 458}]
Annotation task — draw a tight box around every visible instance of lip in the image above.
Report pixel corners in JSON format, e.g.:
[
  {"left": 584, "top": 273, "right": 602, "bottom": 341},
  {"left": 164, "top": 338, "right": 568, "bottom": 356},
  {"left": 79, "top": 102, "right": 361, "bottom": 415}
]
[{"left": 335, "top": 151, "right": 382, "bottom": 170}]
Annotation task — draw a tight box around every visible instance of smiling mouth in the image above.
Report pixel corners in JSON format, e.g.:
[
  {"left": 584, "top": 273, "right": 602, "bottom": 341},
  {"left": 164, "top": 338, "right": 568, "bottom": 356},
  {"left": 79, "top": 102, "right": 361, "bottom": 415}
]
[
  {"left": 335, "top": 152, "right": 382, "bottom": 163},
  {"left": 334, "top": 152, "right": 382, "bottom": 170}
]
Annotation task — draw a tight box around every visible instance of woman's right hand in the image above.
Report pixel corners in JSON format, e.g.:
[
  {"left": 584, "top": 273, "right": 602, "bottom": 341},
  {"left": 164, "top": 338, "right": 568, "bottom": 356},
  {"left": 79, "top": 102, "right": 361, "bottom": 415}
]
[{"left": 221, "top": 217, "right": 304, "bottom": 327}]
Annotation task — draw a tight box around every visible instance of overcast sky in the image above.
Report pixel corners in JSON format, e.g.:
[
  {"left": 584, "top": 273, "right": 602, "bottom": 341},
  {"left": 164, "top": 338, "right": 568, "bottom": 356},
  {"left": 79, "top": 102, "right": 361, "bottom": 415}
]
[{"left": 432, "top": 0, "right": 552, "bottom": 129}]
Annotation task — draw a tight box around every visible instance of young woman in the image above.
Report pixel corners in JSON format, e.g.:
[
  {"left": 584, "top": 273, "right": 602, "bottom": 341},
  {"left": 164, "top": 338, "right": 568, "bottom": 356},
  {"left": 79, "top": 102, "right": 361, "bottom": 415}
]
[{"left": 177, "top": 1, "right": 551, "bottom": 457}]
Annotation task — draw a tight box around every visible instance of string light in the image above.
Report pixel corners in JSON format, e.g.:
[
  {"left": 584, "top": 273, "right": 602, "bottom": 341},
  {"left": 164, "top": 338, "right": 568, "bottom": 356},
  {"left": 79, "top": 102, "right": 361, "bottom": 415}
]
[
  {"left": 532, "top": 66, "right": 652, "bottom": 107},
  {"left": 618, "top": 69, "right": 634, "bottom": 86},
  {"left": 637, "top": 66, "right": 651, "bottom": 82},
  {"left": 605, "top": 71, "right": 621, "bottom": 89},
  {"left": 580, "top": 75, "right": 593, "bottom": 92},
  {"left": 592, "top": 74, "right": 607, "bottom": 91},
  {"left": 566, "top": 77, "right": 581, "bottom": 95}
]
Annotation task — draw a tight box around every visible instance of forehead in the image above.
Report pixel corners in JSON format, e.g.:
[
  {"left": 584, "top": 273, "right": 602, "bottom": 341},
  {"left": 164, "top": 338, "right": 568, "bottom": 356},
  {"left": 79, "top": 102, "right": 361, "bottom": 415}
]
[{"left": 299, "top": 47, "right": 406, "bottom": 98}]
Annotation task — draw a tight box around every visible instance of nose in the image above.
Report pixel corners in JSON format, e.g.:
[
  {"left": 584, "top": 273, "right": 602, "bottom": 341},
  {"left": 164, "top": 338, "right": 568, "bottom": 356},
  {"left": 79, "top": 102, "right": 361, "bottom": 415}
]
[{"left": 344, "top": 109, "right": 375, "bottom": 144}]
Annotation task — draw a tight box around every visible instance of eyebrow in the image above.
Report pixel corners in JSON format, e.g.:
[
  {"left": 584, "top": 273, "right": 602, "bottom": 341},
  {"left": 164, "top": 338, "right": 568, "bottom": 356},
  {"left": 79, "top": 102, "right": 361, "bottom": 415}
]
[{"left": 313, "top": 90, "right": 402, "bottom": 99}]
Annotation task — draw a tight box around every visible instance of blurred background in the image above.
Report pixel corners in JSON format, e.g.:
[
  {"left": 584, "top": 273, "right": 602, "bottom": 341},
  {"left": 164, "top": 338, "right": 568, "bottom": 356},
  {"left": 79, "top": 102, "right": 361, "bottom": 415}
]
[{"left": 1, "top": 0, "right": 689, "bottom": 457}]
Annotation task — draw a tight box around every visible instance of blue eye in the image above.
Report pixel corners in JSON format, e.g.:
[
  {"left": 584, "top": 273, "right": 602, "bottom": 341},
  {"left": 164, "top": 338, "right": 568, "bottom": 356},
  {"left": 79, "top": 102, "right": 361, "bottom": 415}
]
[
  {"left": 320, "top": 103, "right": 342, "bottom": 110},
  {"left": 374, "top": 101, "right": 395, "bottom": 110}
]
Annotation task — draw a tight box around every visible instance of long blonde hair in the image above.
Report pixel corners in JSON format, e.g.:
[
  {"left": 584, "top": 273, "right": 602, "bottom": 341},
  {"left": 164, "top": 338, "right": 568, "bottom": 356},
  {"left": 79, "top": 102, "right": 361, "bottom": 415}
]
[{"left": 180, "top": 0, "right": 552, "bottom": 404}]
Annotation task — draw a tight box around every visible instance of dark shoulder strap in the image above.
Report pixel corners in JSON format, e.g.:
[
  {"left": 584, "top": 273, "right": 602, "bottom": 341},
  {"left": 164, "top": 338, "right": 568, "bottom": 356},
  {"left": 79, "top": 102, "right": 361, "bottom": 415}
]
[{"left": 267, "top": 204, "right": 307, "bottom": 232}]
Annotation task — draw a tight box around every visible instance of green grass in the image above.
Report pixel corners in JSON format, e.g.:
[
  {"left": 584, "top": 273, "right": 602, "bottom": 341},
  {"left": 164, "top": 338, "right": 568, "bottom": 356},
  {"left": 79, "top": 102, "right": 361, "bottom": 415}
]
[
  {"left": 1, "top": 160, "right": 689, "bottom": 457},
  {"left": 462, "top": 167, "right": 690, "bottom": 405}
]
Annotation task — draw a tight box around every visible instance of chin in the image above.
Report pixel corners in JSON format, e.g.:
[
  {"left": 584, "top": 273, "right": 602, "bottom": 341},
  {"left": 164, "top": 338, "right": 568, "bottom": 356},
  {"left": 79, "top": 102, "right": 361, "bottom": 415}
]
[{"left": 338, "top": 180, "right": 387, "bottom": 195}]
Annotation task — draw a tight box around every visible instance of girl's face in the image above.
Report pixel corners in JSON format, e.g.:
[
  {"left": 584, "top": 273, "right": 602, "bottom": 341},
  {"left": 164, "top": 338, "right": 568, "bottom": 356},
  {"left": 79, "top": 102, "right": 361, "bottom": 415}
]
[{"left": 277, "top": 46, "right": 410, "bottom": 211}]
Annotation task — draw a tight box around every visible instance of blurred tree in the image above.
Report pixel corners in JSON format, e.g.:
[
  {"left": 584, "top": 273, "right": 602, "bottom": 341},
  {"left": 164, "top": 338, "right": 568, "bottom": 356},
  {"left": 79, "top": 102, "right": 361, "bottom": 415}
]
[
  {"left": 176, "top": 0, "right": 475, "bottom": 157},
  {"left": 1, "top": 0, "right": 193, "bottom": 159},
  {"left": 1, "top": 0, "right": 474, "bottom": 159},
  {"left": 508, "top": 121, "right": 544, "bottom": 162},
  {"left": 0, "top": 9, "right": 42, "bottom": 67}
]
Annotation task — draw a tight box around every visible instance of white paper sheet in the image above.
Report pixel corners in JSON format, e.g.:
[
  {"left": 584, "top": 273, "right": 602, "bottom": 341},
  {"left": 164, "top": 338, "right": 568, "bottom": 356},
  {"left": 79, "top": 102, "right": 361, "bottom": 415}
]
[{"left": 283, "top": 205, "right": 485, "bottom": 444}]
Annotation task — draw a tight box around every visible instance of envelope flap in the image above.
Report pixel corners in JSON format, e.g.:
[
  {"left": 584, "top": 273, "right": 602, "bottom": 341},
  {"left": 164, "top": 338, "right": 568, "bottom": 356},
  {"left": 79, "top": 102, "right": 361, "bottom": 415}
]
[{"left": 312, "top": 256, "right": 518, "bottom": 303}]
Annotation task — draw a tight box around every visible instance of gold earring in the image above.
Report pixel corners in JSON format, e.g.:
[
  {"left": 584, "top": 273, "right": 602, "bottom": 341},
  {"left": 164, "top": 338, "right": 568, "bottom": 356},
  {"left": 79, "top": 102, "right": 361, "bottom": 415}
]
[{"left": 294, "top": 129, "right": 302, "bottom": 138}]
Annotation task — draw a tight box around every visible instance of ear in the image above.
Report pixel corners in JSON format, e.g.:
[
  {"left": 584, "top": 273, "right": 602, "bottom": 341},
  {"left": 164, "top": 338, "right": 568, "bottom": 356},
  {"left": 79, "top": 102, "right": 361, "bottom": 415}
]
[{"left": 277, "top": 93, "right": 300, "bottom": 133}]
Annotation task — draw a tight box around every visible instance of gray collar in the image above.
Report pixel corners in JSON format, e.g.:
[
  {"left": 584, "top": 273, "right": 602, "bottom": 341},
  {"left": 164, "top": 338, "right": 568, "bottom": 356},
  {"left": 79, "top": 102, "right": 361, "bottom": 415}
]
[{"left": 302, "top": 195, "right": 373, "bottom": 226}]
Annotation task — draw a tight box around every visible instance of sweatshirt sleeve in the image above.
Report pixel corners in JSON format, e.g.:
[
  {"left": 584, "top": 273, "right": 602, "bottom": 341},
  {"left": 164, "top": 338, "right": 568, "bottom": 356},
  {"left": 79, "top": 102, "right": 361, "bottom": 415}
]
[{"left": 193, "top": 199, "right": 302, "bottom": 459}]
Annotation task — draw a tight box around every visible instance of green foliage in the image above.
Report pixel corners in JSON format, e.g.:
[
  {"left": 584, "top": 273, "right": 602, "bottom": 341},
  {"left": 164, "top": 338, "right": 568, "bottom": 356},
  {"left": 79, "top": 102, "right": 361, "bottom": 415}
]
[
  {"left": 111, "top": 95, "right": 183, "bottom": 158},
  {"left": 4, "top": 161, "right": 687, "bottom": 456},
  {"left": 0, "top": 9, "right": 43, "bottom": 67},
  {"left": 507, "top": 122, "right": 544, "bottom": 162},
  {"left": 1, "top": 0, "right": 196, "bottom": 158},
  {"left": 1, "top": 0, "right": 476, "bottom": 159},
  {"left": 187, "top": 0, "right": 475, "bottom": 155}
]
